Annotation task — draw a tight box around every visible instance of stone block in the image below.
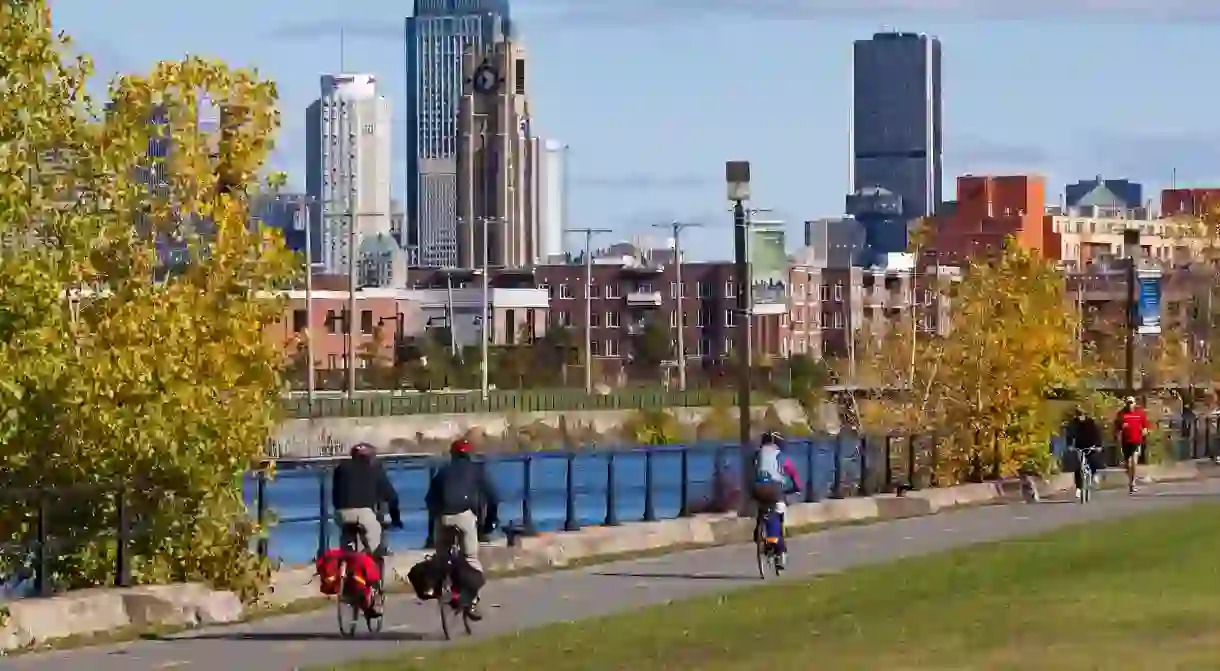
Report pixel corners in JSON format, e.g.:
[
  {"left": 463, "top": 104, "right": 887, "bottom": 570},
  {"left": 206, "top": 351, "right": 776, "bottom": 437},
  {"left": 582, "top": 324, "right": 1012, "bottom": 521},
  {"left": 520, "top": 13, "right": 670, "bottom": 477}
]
[{"left": 120, "top": 583, "right": 242, "bottom": 627}]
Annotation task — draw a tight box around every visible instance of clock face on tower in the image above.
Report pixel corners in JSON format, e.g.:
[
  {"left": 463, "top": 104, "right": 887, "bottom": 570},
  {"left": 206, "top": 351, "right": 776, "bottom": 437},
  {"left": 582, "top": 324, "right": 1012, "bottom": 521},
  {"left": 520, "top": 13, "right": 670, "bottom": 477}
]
[{"left": 473, "top": 65, "right": 499, "bottom": 94}]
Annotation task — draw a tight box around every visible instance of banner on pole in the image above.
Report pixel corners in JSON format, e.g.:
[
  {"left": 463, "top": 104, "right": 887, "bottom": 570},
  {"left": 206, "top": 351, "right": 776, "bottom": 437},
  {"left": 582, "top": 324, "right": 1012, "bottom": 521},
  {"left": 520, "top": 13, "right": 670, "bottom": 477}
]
[{"left": 1136, "top": 268, "right": 1162, "bottom": 335}]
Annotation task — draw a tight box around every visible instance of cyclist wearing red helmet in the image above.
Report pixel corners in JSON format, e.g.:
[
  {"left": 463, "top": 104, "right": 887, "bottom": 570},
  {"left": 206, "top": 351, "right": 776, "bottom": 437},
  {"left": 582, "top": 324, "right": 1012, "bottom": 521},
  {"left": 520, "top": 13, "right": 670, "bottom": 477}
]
[
  {"left": 425, "top": 438, "right": 500, "bottom": 620},
  {"left": 332, "top": 442, "right": 403, "bottom": 560}
]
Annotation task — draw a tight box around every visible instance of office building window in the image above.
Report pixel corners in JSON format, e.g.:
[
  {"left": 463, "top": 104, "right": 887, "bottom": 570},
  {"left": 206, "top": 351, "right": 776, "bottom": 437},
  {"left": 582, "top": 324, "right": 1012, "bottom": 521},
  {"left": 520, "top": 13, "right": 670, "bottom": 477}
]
[
  {"left": 833, "top": 312, "right": 844, "bottom": 329},
  {"left": 326, "top": 309, "right": 338, "bottom": 334},
  {"left": 361, "top": 310, "right": 374, "bottom": 334},
  {"left": 605, "top": 339, "right": 619, "bottom": 357},
  {"left": 697, "top": 281, "right": 711, "bottom": 298},
  {"left": 725, "top": 309, "right": 736, "bottom": 327},
  {"left": 819, "top": 284, "right": 829, "bottom": 301},
  {"left": 589, "top": 283, "right": 599, "bottom": 299},
  {"left": 292, "top": 309, "right": 307, "bottom": 332},
  {"left": 591, "top": 340, "right": 601, "bottom": 356},
  {"left": 606, "top": 311, "right": 619, "bottom": 328},
  {"left": 590, "top": 311, "right": 601, "bottom": 327},
  {"left": 560, "top": 284, "right": 572, "bottom": 299},
  {"left": 833, "top": 283, "right": 843, "bottom": 301},
  {"left": 725, "top": 281, "right": 735, "bottom": 297},
  {"left": 605, "top": 283, "right": 620, "bottom": 299}
]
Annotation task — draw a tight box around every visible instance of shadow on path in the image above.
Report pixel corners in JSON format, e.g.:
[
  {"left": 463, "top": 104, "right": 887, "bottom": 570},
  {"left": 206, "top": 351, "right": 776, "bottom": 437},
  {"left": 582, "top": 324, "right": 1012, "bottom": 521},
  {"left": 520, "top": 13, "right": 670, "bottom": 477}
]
[
  {"left": 593, "top": 571, "right": 757, "bottom": 582},
  {"left": 151, "top": 630, "right": 431, "bottom": 643}
]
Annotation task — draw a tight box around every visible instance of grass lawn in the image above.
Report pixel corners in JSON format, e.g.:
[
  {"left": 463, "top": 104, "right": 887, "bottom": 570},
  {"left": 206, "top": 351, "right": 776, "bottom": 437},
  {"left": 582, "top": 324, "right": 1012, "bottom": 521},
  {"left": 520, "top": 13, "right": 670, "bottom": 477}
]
[{"left": 336, "top": 502, "right": 1220, "bottom": 670}]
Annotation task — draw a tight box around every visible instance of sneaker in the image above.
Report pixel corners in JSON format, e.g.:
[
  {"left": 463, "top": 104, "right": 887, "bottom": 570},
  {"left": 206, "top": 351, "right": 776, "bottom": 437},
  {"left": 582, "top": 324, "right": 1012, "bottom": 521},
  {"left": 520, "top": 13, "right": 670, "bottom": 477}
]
[
  {"left": 775, "top": 553, "right": 787, "bottom": 570},
  {"left": 1129, "top": 485, "right": 1138, "bottom": 495},
  {"left": 1074, "top": 487, "right": 1082, "bottom": 501}
]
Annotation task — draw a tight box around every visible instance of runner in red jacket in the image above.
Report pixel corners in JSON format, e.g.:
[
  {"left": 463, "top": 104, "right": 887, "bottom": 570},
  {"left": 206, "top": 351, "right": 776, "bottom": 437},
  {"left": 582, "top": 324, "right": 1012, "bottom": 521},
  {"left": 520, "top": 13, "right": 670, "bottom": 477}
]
[{"left": 1114, "top": 397, "right": 1150, "bottom": 494}]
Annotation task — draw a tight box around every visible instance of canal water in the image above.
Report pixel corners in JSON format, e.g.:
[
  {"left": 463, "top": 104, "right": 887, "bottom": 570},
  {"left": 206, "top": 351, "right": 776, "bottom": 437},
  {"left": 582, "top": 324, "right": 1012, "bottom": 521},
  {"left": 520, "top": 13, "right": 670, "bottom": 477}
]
[{"left": 246, "top": 436, "right": 867, "bottom": 565}]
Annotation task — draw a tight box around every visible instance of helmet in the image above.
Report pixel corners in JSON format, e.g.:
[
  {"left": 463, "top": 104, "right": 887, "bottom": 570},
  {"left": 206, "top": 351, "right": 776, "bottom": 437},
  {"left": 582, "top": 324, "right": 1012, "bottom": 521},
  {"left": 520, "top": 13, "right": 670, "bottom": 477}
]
[
  {"left": 1124, "top": 396, "right": 1136, "bottom": 406},
  {"left": 450, "top": 438, "right": 474, "bottom": 455},
  {"left": 349, "top": 442, "right": 375, "bottom": 458},
  {"left": 760, "top": 431, "right": 782, "bottom": 446}
]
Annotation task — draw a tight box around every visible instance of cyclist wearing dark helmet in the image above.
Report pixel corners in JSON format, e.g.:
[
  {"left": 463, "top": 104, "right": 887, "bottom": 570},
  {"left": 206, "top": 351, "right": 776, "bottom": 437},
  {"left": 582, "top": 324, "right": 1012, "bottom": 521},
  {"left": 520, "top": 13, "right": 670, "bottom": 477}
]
[
  {"left": 425, "top": 438, "right": 500, "bottom": 620},
  {"left": 332, "top": 442, "right": 403, "bottom": 560},
  {"left": 751, "top": 431, "right": 800, "bottom": 569}
]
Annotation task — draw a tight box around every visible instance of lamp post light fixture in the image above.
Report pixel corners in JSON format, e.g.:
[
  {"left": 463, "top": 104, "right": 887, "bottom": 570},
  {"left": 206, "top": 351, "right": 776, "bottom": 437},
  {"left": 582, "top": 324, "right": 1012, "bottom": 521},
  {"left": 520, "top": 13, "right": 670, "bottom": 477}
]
[{"left": 725, "top": 160, "right": 753, "bottom": 516}]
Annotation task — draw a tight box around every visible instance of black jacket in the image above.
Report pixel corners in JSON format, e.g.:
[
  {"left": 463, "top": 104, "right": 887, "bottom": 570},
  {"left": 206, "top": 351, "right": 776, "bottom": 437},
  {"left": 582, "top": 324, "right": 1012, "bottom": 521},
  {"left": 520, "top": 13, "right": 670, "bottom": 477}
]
[
  {"left": 1066, "top": 416, "right": 1101, "bottom": 449},
  {"left": 425, "top": 455, "right": 499, "bottom": 521},
  {"left": 332, "top": 455, "right": 401, "bottom": 521}
]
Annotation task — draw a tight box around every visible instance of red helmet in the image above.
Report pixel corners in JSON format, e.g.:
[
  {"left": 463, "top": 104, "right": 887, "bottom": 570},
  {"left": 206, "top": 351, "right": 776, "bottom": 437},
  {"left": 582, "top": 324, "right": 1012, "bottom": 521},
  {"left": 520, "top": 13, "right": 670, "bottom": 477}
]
[
  {"left": 450, "top": 439, "right": 473, "bottom": 455},
  {"left": 349, "top": 442, "right": 375, "bottom": 457}
]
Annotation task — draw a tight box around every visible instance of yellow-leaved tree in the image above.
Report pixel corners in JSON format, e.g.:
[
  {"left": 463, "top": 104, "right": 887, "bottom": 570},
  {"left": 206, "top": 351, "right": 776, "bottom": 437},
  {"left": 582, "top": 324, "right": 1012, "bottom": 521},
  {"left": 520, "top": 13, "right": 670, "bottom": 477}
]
[
  {"left": 0, "top": 2, "right": 296, "bottom": 599},
  {"left": 845, "top": 240, "right": 1082, "bottom": 483},
  {"left": 936, "top": 242, "right": 1083, "bottom": 480}
]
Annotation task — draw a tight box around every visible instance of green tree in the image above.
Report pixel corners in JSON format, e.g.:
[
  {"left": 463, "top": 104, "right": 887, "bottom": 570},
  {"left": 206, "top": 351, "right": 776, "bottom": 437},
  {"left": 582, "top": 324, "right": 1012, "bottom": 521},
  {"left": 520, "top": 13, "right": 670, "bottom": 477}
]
[
  {"left": 629, "top": 314, "right": 671, "bottom": 383},
  {"left": 0, "top": 4, "right": 295, "bottom": 599}
]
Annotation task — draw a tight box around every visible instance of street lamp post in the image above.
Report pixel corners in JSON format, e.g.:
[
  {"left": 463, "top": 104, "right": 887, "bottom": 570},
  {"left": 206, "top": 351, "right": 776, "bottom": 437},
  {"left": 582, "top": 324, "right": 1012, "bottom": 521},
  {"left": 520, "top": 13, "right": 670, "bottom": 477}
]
[
  {"left": 292, "top": 197, "right": 318, "bottom": 415},
  {"left": 653, "top": 221, "right": 702, "bottom": 391},
  {"left": 566, "top": 227, "right": 612, "bottom": 394},
  {"left": 1123, "top": 227, "right": 1139, "bottom": 400},
  {"left": 725, "top": 160, "right": 752, "bottom": 516},
  {"left": 480, "top": 216, "right": 491, "bottom": 401}
]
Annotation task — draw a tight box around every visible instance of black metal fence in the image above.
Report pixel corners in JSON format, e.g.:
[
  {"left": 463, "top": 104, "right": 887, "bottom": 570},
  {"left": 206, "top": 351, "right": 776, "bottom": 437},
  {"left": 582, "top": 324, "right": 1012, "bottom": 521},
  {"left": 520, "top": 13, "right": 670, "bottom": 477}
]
[
  {"left": 5, "top": 415, "right": 1217, "bottom": 595},
  {"left": 0, "top": 482, "right": 135, "bottom": 597}
]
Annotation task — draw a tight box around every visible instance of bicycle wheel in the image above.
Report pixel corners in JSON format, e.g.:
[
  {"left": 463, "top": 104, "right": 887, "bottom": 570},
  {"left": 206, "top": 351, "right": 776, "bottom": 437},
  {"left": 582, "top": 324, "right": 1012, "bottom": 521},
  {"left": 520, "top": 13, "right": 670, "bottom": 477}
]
[
  {"left": 437, "top": 577, "right": 454, "bottom": 640},
  {"left": 754, "top": 518, "right": 768, "bottom": 580},
  {"left": 365, "top": 585, "right": 386, "bottom": 633},
  {"left": 336, "top": 577, "right": 360, "bottom": 638},
  {"left": 461, "top": 605, "right": 473, "bottom": 635}
]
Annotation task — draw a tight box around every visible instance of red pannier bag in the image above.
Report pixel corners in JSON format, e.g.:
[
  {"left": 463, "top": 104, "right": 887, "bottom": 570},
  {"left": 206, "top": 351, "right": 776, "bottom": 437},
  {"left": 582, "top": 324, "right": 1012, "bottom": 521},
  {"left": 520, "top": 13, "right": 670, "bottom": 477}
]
[
  {"left": 315, "top": 548, "right": 345, "bottom": 596},
  {"left": 343, "top": 551, "right": 382, "bottom": 607}
]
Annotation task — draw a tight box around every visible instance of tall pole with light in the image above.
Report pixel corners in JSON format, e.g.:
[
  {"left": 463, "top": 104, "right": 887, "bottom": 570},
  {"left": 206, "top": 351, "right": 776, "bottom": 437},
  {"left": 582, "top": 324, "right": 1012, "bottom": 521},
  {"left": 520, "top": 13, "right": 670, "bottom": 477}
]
[
  {"left": 1123, "top": 227, "right": 1139, "bottom": 400},
  {"left": 653, "top": 221, "right": 702, "bottom": 391},
  {"left": 566, "top": 227, "right": 612, "bottom": 393},
  {"left": 726, "top": 160, "right": 752, "bottom": 515}
]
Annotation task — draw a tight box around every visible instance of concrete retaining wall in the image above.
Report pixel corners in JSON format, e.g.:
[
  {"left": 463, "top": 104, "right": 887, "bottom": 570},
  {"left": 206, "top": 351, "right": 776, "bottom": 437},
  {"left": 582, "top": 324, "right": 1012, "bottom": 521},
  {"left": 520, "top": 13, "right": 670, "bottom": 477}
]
[{"left": 1, "top": 460, "right": 1206, "bottom": 653}]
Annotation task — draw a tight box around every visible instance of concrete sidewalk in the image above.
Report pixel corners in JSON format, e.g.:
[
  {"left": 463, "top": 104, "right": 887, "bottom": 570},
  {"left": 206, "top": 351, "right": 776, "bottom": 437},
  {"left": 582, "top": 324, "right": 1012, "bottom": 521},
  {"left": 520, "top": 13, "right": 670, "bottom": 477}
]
[{"left": 7, "top": 477, "right": 1220, "bottom": 671}]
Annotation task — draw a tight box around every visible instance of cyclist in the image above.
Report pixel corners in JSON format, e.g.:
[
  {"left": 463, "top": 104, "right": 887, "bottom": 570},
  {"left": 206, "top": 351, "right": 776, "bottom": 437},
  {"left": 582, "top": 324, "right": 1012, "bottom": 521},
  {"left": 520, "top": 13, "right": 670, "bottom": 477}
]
[
  {"left": 1114, "top": 397, "right": 1150, "bottom": 494},
  {"left": 332, "top": 442, "right": 403, "bottom": 616},
  {"left": 425, "top": 438, "right": 500, "bottom": 621},
  {"left": 750, "top": 431, "right": 800, "bottom": 570},
  {"left": 1065, "top": 407, "right": 1103, "bottom": 500}
]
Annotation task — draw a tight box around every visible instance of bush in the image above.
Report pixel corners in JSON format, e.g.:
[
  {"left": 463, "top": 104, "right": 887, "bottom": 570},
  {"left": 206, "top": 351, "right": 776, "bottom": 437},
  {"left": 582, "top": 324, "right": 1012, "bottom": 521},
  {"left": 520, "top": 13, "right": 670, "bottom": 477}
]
[{"left": 0, "top": 4, "right": 294, "bottom": 601}]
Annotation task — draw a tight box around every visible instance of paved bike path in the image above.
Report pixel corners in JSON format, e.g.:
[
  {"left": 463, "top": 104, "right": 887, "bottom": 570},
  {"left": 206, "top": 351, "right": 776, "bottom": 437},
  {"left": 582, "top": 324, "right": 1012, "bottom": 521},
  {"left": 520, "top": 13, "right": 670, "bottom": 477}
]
[{"left": 7, "top": 478, "right": 1219, "bottom": 670}]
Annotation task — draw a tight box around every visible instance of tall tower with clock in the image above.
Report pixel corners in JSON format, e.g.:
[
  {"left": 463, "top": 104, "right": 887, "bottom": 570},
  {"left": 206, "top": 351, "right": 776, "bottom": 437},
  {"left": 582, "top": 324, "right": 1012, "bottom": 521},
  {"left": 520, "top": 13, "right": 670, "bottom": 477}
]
[{"left": 456, "top": 37, "right": 540, "bottom": 269}]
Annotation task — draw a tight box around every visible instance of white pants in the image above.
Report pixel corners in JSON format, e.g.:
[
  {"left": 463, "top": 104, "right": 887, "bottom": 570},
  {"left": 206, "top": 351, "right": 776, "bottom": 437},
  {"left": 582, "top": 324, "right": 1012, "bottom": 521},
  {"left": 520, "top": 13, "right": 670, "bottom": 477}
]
[
  {"left": 335, "top": 507, "right": 381, "bottom": 555},
  {"left": 773, "top": 499, "right": 787, "bottom": 515}
]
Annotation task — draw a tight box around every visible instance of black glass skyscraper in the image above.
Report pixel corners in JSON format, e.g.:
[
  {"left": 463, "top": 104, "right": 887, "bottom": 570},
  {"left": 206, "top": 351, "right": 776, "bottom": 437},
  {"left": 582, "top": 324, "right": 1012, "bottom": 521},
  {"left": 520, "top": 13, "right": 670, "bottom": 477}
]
[{"left": 852, "top": 32, "right": 942, "bottom": 220}]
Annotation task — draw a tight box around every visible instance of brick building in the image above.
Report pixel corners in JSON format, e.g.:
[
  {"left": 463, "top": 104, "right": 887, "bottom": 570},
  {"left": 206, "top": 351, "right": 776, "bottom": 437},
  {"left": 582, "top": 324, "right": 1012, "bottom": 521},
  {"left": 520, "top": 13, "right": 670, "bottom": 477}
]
[
  {"left": 1161, "top": 188, "right": 1220, "bottom": 218},
  {"left": 533, "top": 256, "right": 785, "bottom": 382},
  {"left": 786, "top": 249, "right": 960, "bottom": 360},
  {"left": 930, "top": 174, "right": 1046, "bottom": 261}
]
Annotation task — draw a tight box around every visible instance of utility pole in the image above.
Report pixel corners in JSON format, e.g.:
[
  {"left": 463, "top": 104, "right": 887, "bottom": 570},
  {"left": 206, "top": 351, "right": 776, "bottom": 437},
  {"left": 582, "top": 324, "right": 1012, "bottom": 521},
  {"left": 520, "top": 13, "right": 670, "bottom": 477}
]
[
  {"left": 566, "top": 227, "right": 611, "bottom": 393},
  {"left": 1123, "top": 228, "right": 1139, "bottom": 400},
  {"left": 291, "top": 196, "right": 318, "bottom": 415},
  {"left": 480, "top": 217, "right": 492, "bottom": 401},
  {"left": 653, "top": 221, "right": 702, "bottom": 391}
]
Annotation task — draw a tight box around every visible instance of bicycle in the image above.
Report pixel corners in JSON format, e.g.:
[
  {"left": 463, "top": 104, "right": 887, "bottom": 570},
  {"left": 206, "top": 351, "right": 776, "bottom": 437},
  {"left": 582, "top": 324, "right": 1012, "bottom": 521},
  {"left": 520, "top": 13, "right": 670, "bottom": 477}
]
[
  {"left": 753, "top": 507, "right": 783, "bottom": 579},
  {"left": 436, "top": 530, "right": 474, "bottom": 640},
  {"left": 1074, "top": 446, "right": 1103, "bottom": 505},
  {"left": 336, "top": 523, "right": 388, "bottom": 638}
]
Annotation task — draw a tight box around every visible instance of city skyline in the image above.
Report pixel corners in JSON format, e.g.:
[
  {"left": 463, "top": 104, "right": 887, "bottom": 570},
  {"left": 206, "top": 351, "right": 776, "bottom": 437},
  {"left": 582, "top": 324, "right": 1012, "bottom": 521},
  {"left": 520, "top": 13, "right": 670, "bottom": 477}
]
[{"left": 53, "top": 1, "right": 1220, "bottom": 260}]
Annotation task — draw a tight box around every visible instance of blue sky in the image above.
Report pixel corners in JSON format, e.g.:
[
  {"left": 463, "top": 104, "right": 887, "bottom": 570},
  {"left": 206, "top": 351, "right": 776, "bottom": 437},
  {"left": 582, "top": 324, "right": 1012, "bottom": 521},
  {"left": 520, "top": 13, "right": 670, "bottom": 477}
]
[{"left": 51, "top": 0, "right": 1220, "bottom": 259}]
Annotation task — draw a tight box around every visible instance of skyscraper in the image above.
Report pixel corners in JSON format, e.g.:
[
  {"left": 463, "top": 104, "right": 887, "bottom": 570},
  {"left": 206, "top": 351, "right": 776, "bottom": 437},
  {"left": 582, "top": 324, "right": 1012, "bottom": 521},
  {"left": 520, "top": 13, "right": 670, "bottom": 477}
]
[
  {"left": 305, "top": 73, "right": 393, "bottom": 274},
  {"left": 406, "top": 0, "right": 510, "bottom": 268},
  {"left": 851, "top": 31, "right": 942, "bottom": 220}
]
